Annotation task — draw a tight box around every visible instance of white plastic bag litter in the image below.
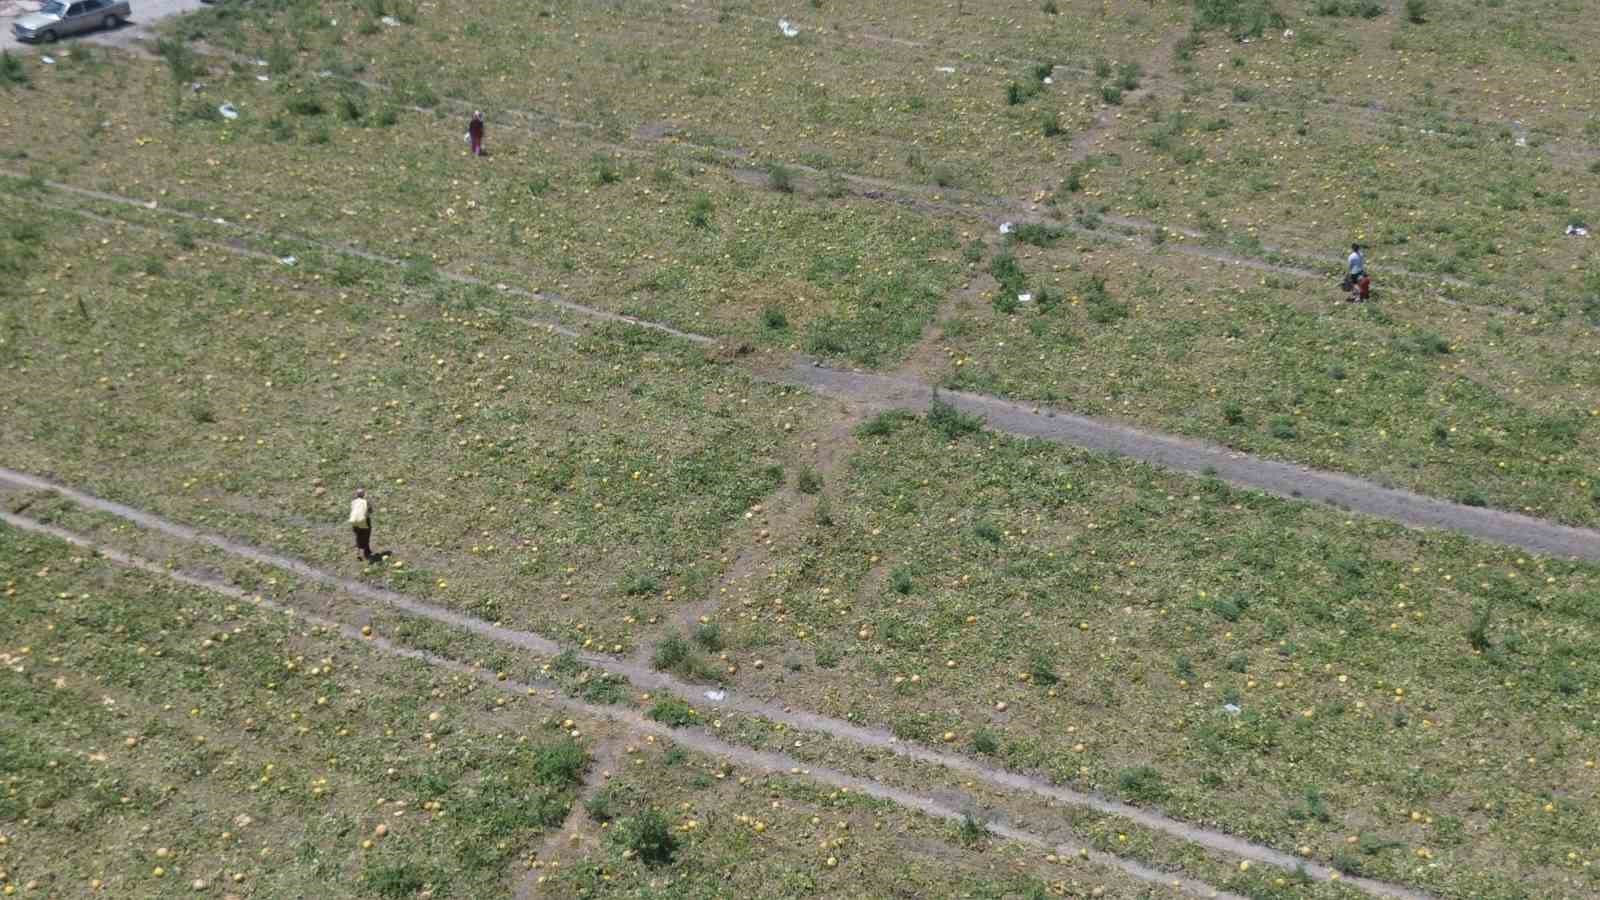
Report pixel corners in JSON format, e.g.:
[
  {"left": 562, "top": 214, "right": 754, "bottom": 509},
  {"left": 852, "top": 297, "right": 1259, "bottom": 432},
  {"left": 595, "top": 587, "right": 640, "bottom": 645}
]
[
  {"left": 218, "top": 103, "right": 239, "bottom": 120},
  {"left": 999, "top": 222, "right": 1015, "bottom": 234},
  {"left": 1566, "top": 224, "right": 1589, "bottom": 237},
  {"left": 704, "top": 690, "right": 726, "bottom": 702},
  {"left": 778, "top": 18, "right": 799, "bottom": 37}
]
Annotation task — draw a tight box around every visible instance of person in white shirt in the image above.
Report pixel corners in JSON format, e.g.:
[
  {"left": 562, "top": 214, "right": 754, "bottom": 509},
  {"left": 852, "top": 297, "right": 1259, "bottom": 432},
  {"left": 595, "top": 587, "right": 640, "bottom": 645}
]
[{"left": 349, "top": 488, "right": 374, "bottom": 561}]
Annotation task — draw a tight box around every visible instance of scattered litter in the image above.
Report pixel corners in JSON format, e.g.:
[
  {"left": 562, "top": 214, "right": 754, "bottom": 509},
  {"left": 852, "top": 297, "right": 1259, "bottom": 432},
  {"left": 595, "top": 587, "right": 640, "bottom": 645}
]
[
  {"left": 1566, "top": 224, "right": 1589, "bottom": 237},
  {"left": 778, "top": 18, "right": 799, "bottom": 37},
  {"left": 143, "top": 200, "right": 157, "bottom": 210},
  {"left": 218, "top": 103, "right": 239, "bottom": 120},
  {"left": 380, "top": 14, "right": 399, "bottom": 26},
  {"left": 278, "top": 255, "right": 297, "bottom": 266},
  {"left": 998, "top": 221, "right": 1015, "bottom": 234},
  {"left": 256, "top": 74, "right": 270, "bottom": 82},
  {"left": 1514, "top": 136, "right": 1528, "bottom": 147},
  {"left": 704, "top": 689, "right": 726, "bottom": 702},
  {"left": 190, "top": 81, "right": 204, "bottom": 92},
  {"left": 40, "top": 56, "right": 55, "bottom": 65},
  {"left": 1042, "top": 76, "right": 1053, "bottom": 85},
  {"left": 1017, "top": 292, "right": 1033, "bottom": 304},
  {"left": 1239, "top": 36, "right": 1251, "bottom": 43},
  {"left": 254, "top": 59, "right": 268, "bottom": 67},
  {"left": 1222, "top": 703, "right": 1242, "bottom": 715},
  {"left": 1283, "top": 29, "right": 1294, "bottom": 39},
  {"left": 316, "top": 69, "right": 333, "bottom": 78},
  {"left": 935, "top": 66, "right": 955, "bottom": 74},
  {"left": 212, "top": 217, "right": 227, "bottom": 225}
]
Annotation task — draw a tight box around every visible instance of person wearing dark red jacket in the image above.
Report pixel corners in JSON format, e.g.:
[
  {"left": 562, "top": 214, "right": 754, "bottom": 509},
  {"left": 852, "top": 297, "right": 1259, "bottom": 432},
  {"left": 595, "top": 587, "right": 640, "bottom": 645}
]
[{"left": 468, "top": 111, "right": 485, "bottom": 157}]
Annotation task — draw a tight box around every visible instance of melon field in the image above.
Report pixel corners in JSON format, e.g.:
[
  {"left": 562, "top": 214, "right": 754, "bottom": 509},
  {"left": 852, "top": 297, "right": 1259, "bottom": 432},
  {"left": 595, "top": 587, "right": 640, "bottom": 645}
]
[{"left": 1, "top": 0, "right": 1598, "bottom": 898}]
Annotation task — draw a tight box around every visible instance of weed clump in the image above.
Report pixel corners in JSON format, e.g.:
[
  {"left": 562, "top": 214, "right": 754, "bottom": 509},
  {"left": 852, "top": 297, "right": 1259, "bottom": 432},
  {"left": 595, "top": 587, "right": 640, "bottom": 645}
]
[
  {"left": 767, "top": 162, "right": 796, "bottom": 193},
  {"left": 1117, "top": 765, "right": 1170, "bottom": 803},
  {"left": 795, "top": 466, "right": 822, "bottom": 494},
  {"left": 858, "top": 409, "right": 916, "bottom": 437},
  {"left": 647, "top": 696, "right": 697, "bottom": 727},
  {"left": 927, "top": 397, "right": 983, "bottom": 439},
  {"left": 1405, "top": 0, "right": 1427, "bottom": 22},
  {"left": 155, "top": 37, "right": 199, "bottom": 84},
  {"left": 612, "top": 808, "right": 679, "bottom": 865},
  {"left": 1193, "top": 0, "right": 1284, "bottom": 38},
  {"left": 988, "top": 252, "right": 1028, "bottom": 296},
  {"left": 0, "top": 52, "right": 27, "bottom": 88},
  {"left": 761, "top": 305, "right": 788, "bottom": 330},
  {"left": 688, "top": 192, "right": 714, "bottom": 228},
  {"left": 532, "top": 737, "right": 589, "bottom": 787}
]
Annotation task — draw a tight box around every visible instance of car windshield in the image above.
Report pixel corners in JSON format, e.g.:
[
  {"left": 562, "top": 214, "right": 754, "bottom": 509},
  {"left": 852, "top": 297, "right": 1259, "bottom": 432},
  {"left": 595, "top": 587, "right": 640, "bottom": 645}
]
[{"left": 40, "top": 1, "right": 66, "bottom": 13}]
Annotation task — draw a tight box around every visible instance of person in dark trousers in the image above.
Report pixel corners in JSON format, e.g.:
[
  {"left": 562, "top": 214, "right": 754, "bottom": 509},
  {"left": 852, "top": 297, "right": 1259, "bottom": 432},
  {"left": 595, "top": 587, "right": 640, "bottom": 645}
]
[
  {"left": 1343, "top": 243, "right": 1365, "bottom": 294},
  {"left": 349, "top": 488, "right": 374, "bottom": 561},
  {"left": 468, "top": 111, "right": 485, "bottom": 157}
]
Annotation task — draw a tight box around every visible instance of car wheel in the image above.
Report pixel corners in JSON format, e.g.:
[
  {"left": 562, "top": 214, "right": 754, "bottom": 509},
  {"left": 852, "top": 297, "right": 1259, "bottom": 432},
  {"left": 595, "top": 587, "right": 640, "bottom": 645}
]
[
  {"left": 41, "top": 29, "right": 58, "bottom": 42},
  {"left": 104, "top": 14, "right": 121, "bottom": 29}
]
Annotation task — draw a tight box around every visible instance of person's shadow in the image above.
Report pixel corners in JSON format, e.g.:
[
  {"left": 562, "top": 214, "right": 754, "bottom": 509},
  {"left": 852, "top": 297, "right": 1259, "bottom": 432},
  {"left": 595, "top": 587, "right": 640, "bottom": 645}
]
[{"left": 362, "top": 550, "right": 394, "bottom": 564}]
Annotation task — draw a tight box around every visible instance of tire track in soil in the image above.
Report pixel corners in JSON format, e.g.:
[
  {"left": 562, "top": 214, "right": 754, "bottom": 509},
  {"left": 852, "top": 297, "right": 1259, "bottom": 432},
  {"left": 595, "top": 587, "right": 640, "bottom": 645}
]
[
  {"left": 0, "top": 509, "right": 1248, "bottom": 900},
  {"left": 765, "top": 360, "right": 1600, "bottom": 561},
  {"left": 0, "top": 476, "right": 1438, "bottom": 900},
  {"left": 20, "top": 180, "right": 1595, "bottom": 553}
]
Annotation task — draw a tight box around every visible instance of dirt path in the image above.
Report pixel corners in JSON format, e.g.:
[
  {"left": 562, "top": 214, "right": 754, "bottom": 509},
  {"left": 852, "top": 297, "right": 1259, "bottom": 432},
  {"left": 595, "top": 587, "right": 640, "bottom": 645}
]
[
  {"left": 768, "top": 361, "right": 1600, "bottom": 561},
  {"left": 0, "top": 508, "right": 1251, "bottom": 900},
  {"left": 0, "top": 479, "right": 1440, "bottom": 900}
]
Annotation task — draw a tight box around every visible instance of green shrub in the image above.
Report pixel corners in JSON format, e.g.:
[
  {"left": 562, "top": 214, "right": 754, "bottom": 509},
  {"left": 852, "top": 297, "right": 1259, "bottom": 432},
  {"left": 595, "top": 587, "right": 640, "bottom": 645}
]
[
  {"left": 692, "top": 622, "right": 723, "bottom": 652},
  {"left": 622, "top": 573, "right": 661, "bottom": 596},
  {"left": 533, "top": 737, "right": 588, "bottom": 787},
  {"left": 796, "top": 466, "right": 823, "bottom": 494},
  {"left": 928, "top": 398, "right": 984, "bottom": 439},
  {"left": 767, "top": 163, "right": 795, "bottom": 193},
  {"left": 1028, "top": 651, "right": 1059, "bottom": 686},
  {"left": 689, "top": 192, "right": 714, "bottom": 228},
  {"left": 1193, "top": 0, "right": 1284, "bottom": 38},
  {"left": 1040, "top": 110, "right": 1064, "bottom": 137},
  {"left": 652, "top": 635, "right": 691, "bottom": 671},
  {"left": 973, "top": 520, "right": 1002, "bottom": 544},
  {"left": 287, "top": 96, "right": 326, "bottom": 117},
  {"left": 973, "top": 729, "right": 1000, "bottom": 754},
  {"left": 1405, "top": 0, "right": 1426, "bottom": 21},
  {"left": 858, "top": 409, "right": 916, "bottom": 437},
  {"left": 648, "top": 697, "right": 697, "bottom": 728},
  {"left": 1100, "top": 85, "right": 1123, "bottom": 105},
  {"left": 593, "top": 154, "right": 621, "bottom": 185},
  {"left": 761, "top": 305, "right": 788, "bottom": 330},
  {"left": 1013, "top": 223, "right": 1062, "bottom": 247},
  {"left": 0, "top": 52, "right": 27, "bottom": 88},
  {"left": 1118, "top": 766, "right": 1170, "bottom": 804},
  {"left": 155, "top": 37, "right": 199, "bottom": 83},
  {"left": 613, "top": 809, "right": 679, "bottom": 865},
  {"left": 988, "top": 252, "right": 1027, "bottom": 295}
]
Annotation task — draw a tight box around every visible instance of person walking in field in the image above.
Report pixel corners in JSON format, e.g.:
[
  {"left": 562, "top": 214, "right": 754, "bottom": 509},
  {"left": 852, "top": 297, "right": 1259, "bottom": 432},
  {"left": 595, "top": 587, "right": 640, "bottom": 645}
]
[
  {"left": 468, "top": 111, "right": 485, "bottom": 157},
  {"left": 349, "top": 488, "right": 374, "bottom": 561},
  {"left": 1343, "top": 242, "right": 1366, "bottom": 296}
]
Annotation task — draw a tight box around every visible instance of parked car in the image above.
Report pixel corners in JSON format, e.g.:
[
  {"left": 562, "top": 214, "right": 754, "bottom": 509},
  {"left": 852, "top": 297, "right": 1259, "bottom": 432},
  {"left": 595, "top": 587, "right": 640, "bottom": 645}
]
[{"left": 12, "top": 0, "right": 131, "bottom": 43}]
